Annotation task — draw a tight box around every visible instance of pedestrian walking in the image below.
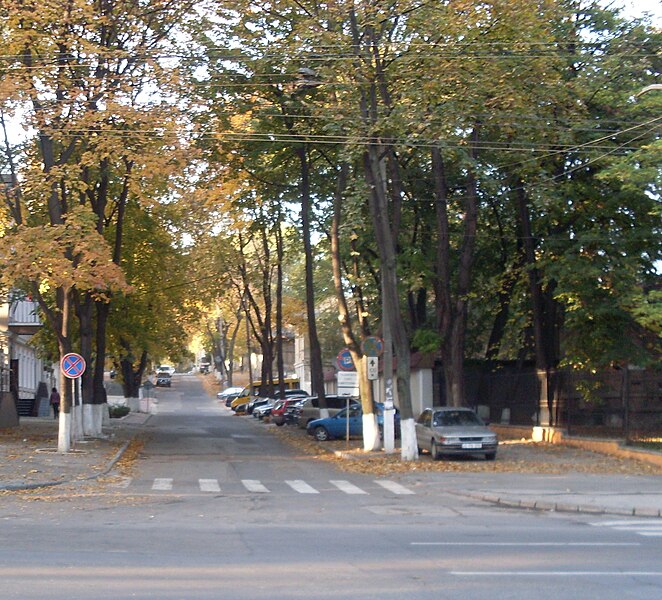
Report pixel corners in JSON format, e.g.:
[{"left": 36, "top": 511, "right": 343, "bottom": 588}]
[{"left": 49, "top": 387, "right": 60, "bottom": 419}]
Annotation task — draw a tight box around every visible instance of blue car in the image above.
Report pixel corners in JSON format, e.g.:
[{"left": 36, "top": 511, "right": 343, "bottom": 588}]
[{"left": 307, "top": 403, "right": 399, "bottom": 441}]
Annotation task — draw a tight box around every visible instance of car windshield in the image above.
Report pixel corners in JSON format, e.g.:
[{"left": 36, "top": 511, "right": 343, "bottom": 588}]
[{"left": 433, "top": 410, "right": 482, "bottom": 427}]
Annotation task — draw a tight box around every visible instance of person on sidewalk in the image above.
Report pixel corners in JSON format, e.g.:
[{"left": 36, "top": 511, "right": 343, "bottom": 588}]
[{"left": 49, "top": 387, "right": 60, "bottom": 419}]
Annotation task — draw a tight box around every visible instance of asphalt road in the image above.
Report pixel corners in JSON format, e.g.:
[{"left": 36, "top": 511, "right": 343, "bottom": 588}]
[{"left": 1, "top": 373, "right": 661, "bottom": 599}]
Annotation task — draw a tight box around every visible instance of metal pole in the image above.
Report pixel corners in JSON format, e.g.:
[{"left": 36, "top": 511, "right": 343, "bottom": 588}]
[
  {"left": 381, "top": 279, "right": 395, "bottom": 454},
  {"left": 623, "top": 366, "right": 631, "bottom": 446}
]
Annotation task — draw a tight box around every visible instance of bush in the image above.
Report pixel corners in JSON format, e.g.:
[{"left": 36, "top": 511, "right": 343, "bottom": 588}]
[{"left": 109, "top": 405, "right": 130, "bottom": 418}]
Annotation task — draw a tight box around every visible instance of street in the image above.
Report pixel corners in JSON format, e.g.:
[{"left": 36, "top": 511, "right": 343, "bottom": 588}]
[{"left": 1, "top": 374, "right": 661, "bottom": 599}]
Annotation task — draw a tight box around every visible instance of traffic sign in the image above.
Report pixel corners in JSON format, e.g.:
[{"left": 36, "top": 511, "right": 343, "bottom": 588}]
[
  {"left": 336, "top": 348, "right": 355, "bottom": 371},
  {"left": 361, "top": 336, "right": 384, "bottom": 357},
  {"left": 365, "top": 356, "right": 379, "bottom": 380},
  {"left": 61, "top": 353, "right": 86, "bottom": 379}
]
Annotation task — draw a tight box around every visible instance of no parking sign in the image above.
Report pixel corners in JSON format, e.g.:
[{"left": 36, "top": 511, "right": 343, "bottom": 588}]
[{"left": 61, "top": 353, "right": 86, "bottom": 379}]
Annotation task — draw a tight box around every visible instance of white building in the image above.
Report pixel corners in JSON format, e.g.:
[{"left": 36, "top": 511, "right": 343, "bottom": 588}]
[{"left": 0, "top": 297, "right": 54, "bottom": 425}]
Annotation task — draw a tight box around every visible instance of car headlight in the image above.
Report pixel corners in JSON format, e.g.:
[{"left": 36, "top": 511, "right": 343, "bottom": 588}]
[{"left": 438, "top": 436, "right": 460, "bottom": 445}]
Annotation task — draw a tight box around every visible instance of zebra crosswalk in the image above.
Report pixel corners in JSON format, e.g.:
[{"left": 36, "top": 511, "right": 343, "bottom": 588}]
[
  {"left": 590, "top": 519, "right": 662, "bottom": 537},
  {"left": 111, "top": 477, "right": 415, "bottom": 496}
]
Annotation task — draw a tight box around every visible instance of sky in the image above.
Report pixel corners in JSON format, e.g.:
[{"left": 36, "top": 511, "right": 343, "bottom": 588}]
[{"left": 617, "top": 0, "right": 661, "bottom": 24}]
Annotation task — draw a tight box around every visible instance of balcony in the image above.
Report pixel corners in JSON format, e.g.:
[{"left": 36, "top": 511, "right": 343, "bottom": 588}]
[{"left": 7, "top": 300, "right": 42, "bottom": 335}]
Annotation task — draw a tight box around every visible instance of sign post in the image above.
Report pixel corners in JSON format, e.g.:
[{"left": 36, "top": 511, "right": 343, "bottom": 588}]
[{"left": 60, "top": 353, "right": 86, "bottom": 449}]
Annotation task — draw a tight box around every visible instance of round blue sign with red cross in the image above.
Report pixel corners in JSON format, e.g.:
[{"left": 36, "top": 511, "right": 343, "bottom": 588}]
[{"left": 61, "top": 353, "right": 86, "bottom": 379}]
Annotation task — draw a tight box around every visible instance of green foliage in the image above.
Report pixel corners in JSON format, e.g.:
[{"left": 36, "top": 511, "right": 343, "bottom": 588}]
[
  {"left": 412, "top": 329, "right": 443, "bottom": 354},
  {"left": 108, "top": 405, "right": 130, "bottom": 418}
]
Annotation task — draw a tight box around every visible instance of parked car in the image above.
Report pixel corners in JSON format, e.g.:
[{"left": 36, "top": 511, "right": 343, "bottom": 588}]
[
  {"left": 297, "top": 395, "right": 359, "bottom": 428},
  {"left": 246, "top": 396, "right": 271, "bottom": 415},
  {"left": 239, "top": 388, "right": 308, "bottom": 415},
  {"left": 415, "top": 407, "right": 498, "bottom": 461},
  {"left": 234, "top": 401, "right": 249, "bottom": 415},
  {"left": 230, "top": 378, "right": 302, "bottom": 412},
  {"left": 283, "top": 397, "right": 308, "bottom": 425},
  {"left": 271, "top": 395, "right": 309, "bottom": 426},
  {"left": 253, "top": 400, "right": 276, "bottom": 420},
  {"left": 217, "top": 386, "right": 244, "bottom": 403},
  {"left": 307, "top": 403, "right": 399, "bottom": 441},
  {"left": 155, "top": 373, "right": 172, "bottom": 387}
]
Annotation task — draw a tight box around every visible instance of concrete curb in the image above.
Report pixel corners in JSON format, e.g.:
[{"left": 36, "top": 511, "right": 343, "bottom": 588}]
[{"left": 454, "top": 490, "right": 662, "bottom": 519}]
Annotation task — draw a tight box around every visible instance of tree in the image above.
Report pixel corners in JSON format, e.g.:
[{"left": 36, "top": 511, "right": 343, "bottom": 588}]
[{"left": 1, "top": 0, "right": 199, "bottom": 445}]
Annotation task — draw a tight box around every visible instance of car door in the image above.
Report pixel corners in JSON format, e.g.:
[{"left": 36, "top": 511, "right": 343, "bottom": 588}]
[{"left": 347, "top": 405, "right": 363, "bottom": 436}]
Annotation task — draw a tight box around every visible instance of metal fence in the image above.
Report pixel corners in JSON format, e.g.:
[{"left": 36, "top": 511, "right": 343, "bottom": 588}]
[{"left": 459, "top": 365, "right": 662, "bottom": 442}]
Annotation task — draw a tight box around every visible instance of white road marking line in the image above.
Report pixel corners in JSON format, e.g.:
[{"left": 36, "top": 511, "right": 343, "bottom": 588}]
[
  {"left": 330, "top": 480, "right": 368, "bottom": 495},
  {"left": 451, "top": 572, "right": 662, "bottom": 577},
  {"left": 286, "top": 480, "right": 319, "bottom": 494},
  {"left": 242, "top": 479, "right": 270, "bottom": 493},
  {"left": 375, "top": 480, "right": 415, "bottom": 495},
  {"left": 590, "top": 520, "right": 661, "bottom": 526},
  {"left": 113, "top": 477, "right": 132, "bottom": 488},
  {"left": 152, "top": 478, "right": 173, "bottom": 491},
  {"left": 590, "top": 520, "right": 662, "bottom": 537},
  {"left": 199, "top": 479, "right": 221, "bottom": 493},
  {"left": 613, "top": 526, "right": 662, "bottom": 531},
  {"left": 412, "top": 542, "right": 640, "bottom": 546}
]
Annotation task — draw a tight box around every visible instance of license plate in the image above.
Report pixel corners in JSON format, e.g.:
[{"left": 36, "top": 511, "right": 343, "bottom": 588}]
[{"left": 462, "top": 443, "right": 482, "bottom": 449}]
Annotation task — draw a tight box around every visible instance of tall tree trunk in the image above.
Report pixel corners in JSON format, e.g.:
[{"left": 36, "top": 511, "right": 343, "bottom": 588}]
[
  {"left": 364, "top": 145, "right": 415, "bottom": 460},
  {"left": 298, "top": 145, "right": 326, "bottom": 404},
  {"left": 330, "top": 163, "right": 378, "bottom": 450},
  {"left": 432, "top": 132, "right": 480, "bottom": 407},
  {"left": 275, "top": 221, "right": 286, "bottom": 398},
  {"left": 515, "top": 183, "right": 560, "bottom": 425}
]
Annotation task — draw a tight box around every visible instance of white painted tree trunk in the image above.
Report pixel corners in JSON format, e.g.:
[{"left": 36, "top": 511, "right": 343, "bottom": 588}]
[
  {"left": 362, "top": 413, "right": 380, "bottom": 451},
  {"left": 83, "top": 404, "right": 105, "bottom": 436},
  {"left": 400, "top": 418, "right": 418, "bottom": 461},
  {"left": 72, "top": 404, "right": 84, "bottom": 441},
  {"left": 382, "top": 408, "right": 396, "bottom": 454},
  {"left": 58, "top": 412, "right": 71, "bottom": 453}
]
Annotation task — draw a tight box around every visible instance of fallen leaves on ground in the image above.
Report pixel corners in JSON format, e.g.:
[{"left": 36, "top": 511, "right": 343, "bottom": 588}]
[{"left": 266, "top": 422, "right": 662, "bottom": 477}]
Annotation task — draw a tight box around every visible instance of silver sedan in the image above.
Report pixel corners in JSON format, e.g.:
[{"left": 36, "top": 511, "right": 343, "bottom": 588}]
[{"left": 415, "top": 407, "right": 498, "bottom": 460}]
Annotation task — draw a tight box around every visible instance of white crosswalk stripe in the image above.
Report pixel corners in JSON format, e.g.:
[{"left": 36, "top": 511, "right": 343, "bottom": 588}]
[
  {"left": 132, "top": 477, "right": 414, "bottom": 496},
  {"left": 152, "top": 478, "right": 173, "bottom": 491},
  {"left": 286, "top": 480, "right": 319, "bottom": 494},
  {"left": 590, "top": 520, "right": 662, "bottom": 537},
  {"left": 199, "top": 479, "right": 221, "bottom": 492},
  {"left": 375, "top": 479, "right": 416, "bottom": 495},
  {"left": 242, "top": 479, "right": 270, "bottom": 493},
  {"left": 330, "top": 480, "right": 368, "bottom": 495}
]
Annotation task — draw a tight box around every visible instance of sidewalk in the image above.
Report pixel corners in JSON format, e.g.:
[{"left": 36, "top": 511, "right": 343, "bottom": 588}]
[
  {"left": 441, "top": 472, "right": 662, "bottom": 518},
  {"left": 0, "top": 412, "right": 150, "bottom": 492},
  {"left": 2, "top": 412, "right": 661, "bottom": 519}
]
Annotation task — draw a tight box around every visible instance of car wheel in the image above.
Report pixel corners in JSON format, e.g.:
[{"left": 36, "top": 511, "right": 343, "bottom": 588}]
[
  {"left": 485, "top": 452, "right": 496, "bottom": 461},
  {"left": 314, "top": 426, "right": 330, "bottom": 442},
  {"left": 430, "top": 440, "right": 441, "bottom": 460}
]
